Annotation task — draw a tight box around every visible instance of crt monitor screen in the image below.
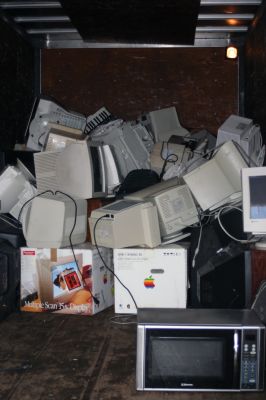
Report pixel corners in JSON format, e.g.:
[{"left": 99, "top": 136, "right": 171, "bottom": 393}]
[
  {"left": 249, "top": 176, "right": 266, "bottom": 219},
  {"left": 242, "top": 167, "right": 266, "bottom": 234}
]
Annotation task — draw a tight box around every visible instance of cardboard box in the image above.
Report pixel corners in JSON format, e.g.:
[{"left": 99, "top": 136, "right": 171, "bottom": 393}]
[
  {"left": 20, "top": 243, "right": 114, "bottom": 315},
  {"left": 114, "top": 244, "right": 187, "bottom": 314}
]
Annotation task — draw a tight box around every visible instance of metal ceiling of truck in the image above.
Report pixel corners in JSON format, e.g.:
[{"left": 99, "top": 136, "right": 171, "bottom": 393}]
[{"left": 0, "top": 0, "right": 263, "bottom": 48}]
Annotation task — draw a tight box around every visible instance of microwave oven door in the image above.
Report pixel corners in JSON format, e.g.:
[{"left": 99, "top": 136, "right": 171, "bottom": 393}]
[{"left": 138, "top": 328, "right": 241, "bottom": 391}]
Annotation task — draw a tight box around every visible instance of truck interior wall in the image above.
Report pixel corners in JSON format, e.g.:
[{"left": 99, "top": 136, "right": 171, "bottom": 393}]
[
  {"left": 0, "top": 19, "right": 36, "bottom": 149},
  {"left": 244, "top": 3, "right": 266, "bottom": 144},
  {"left": 41, "top": 48, "right": 238, "bottom": 135}
]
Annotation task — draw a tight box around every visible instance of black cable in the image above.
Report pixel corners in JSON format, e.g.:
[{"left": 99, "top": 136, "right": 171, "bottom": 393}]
[
  {"left": 37, "top": 131, "right": 47, "bottom": 147},
  {"left": 232, "top": 140, "right": 258, "bottom": 167},
  {"left": 160, "top": 141, "right": 178, "bottom": 163},
  {"left": 159, "top": 141, "right": 179, "bottom": 181},
  {"left": 159, "top": 153, "right": 178, "bottom": 181},
  {"left": 145, "top": 127, "right": 156, "bottom": 143},
  {"left": 55, "top": 190, "right": 100, "bottom": 306},
  {"left": 93, "top": 215, "right": 138, "bottom": 311},
  {"left": 179, "top": 144, "right": 187, "bottom": 164}
]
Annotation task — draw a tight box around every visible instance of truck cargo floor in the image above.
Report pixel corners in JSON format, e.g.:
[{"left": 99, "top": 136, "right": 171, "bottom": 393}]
[{"left": 0, "top": 308, "right": 265, "bottom": 400}]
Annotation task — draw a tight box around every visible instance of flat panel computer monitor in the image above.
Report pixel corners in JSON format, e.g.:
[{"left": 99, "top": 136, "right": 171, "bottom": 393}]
[{"left": 242, "top": 167, "right": 266, "bottom": 245}]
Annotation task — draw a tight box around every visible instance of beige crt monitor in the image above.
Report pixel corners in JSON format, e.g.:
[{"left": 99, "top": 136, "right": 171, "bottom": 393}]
[
  {"left": 139, "top": 106, "right": 190, "bottom": 142},
  {"left": 183, "top": 141, "right": 248, "bottom": 211},
  {"left": 125, "top": 179, "right": 198, "bottom": 240},
  {"left": 0, "top": 166, "right": 28, "bottom": 214},
  {"left": 89, "top": 200, "right": 161, "bottom": 249},
  {"left": 141, "top": 184, "right": 198, "bottom": 240},
  {"left": 125, "top": 177, "right": 180, "bottom": 201},
  {"left": 23, "top": 194, "right": 87, "bottom": 248},
  {"left": 44, "top": 123, "right": 85, "bottom": 151},
  {"left": 34, "top": 140, "right": 107, "bottom": 199}
]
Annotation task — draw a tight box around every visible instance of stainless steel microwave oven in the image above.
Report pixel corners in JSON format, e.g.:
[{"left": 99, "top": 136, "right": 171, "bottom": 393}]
[{"left": 136, "top": 308, "right": 265, "bottom": 392}]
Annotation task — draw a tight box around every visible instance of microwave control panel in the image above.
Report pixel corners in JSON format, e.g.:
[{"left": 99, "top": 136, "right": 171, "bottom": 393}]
[{"left": 241, "top": 330, "right": 258, "bottom": 389}]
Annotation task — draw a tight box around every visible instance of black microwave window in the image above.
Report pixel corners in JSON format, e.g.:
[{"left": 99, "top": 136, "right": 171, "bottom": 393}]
[
  {"left": 90, "top": 146, "right": 102, "bottom": 192},
  {"left": 149, "top": 337, "right": 224, "bottom": 380},
  {"left": 145, "top": 329, "right": 240, "bottom": 390}
]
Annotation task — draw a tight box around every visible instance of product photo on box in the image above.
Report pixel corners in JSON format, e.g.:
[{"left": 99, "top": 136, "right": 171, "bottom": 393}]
[{"left": 20, "top": 243, "right": 114, "bottom": 315}]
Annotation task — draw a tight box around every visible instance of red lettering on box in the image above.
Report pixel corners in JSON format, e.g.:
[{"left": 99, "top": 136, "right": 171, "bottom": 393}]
[{"left": 22, "top": 250, "right": 36, "bottom": 256}]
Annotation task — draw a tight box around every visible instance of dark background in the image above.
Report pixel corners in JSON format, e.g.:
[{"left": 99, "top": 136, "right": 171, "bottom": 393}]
[{"left": 0, "top": 4, "right": 266, "bottom": 153}]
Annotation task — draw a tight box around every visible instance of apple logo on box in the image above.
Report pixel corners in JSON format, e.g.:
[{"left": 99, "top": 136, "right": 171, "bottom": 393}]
[{"left": 144, "top": 275, "right": 155, "bottom": 288}]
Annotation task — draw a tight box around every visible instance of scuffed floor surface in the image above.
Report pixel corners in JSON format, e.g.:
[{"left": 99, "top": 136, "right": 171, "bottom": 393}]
[{"left": 0, "top": 308, "right": 265, "bottom": 400}]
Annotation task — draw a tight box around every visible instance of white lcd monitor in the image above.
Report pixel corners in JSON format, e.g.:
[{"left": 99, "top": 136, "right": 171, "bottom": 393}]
[
  {"left": 183, "top": 141, "right": 248, "bottom": 211},
  {"left": 242, "top": 167, "right": 266, "bottom": 238},
  {"left": 23, "top": 194, "right": 87, "bottom": 248},
  {"left": 34, "top": 140, "right": 107, "bottom": 199},
  {"left": 89, "top": 200, "right": 161, "bottom": 249}
]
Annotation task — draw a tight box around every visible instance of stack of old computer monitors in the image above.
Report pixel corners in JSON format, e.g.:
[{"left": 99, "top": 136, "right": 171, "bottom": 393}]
[
  {"left": 88, "top": 106, "right": 200, "bottom": 249},
  {"left": 25, "top": 102, "right": 186, "bottom": 250},
  {"left": 184, "top": 113, "right": 265, "bottom": 309}
]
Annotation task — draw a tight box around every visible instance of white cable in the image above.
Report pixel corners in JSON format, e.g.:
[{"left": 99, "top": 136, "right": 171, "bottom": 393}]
[
  {"left": 216, "top": 205, "right": 257, "bottom": 244},
  {"left": 192, "top": 221, "right": 203, "bottom": 268}
]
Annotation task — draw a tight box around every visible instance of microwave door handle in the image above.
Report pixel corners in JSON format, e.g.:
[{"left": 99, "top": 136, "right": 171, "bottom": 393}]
[{"left": 233, "top": 331, "right": 240, "bottom": 386}]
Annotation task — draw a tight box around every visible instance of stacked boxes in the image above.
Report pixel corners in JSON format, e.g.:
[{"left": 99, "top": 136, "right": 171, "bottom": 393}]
[{"left": 20, "top": 243, "right": 114, "bottom": 315}]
